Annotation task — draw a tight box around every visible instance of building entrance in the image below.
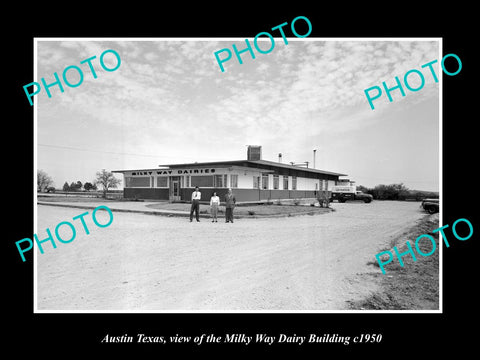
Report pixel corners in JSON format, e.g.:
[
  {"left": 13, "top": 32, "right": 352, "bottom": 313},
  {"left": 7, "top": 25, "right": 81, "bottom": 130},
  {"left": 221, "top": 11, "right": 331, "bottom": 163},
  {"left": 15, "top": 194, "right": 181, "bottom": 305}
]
[{"left": 169, "top": 176, "right": 181, "bottom": 202}]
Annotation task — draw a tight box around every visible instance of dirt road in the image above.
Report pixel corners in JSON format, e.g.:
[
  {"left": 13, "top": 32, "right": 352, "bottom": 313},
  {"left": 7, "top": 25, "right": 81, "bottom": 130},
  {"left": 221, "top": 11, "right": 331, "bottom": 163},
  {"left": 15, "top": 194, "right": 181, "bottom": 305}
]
[{"left": 36, "top": 200, "right": 428, "bottom": 311}]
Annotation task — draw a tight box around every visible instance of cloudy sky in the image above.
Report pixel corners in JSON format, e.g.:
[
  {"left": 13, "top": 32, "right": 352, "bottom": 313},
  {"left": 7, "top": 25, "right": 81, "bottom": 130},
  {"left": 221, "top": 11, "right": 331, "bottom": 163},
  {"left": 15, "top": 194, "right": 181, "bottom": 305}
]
[{"left": 36, "top": 38, "right": 440, "bottom": 191}]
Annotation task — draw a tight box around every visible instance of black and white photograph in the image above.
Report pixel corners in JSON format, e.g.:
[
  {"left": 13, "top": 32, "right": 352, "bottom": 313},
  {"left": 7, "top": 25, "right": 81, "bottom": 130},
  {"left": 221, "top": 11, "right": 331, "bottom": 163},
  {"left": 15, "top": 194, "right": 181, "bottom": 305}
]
[
  {"left": 34, "top": 38, "right": 441, "bottom": 312},
  {"left": 5, "top": 6, "right": 477, "bottom": 355}
]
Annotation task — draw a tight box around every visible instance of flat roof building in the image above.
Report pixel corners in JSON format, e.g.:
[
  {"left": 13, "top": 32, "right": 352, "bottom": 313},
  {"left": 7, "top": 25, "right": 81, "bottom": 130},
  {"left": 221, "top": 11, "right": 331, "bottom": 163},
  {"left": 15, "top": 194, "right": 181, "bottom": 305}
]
[{"left": 113, "top": 146, "right": 347, "bottom": 202}]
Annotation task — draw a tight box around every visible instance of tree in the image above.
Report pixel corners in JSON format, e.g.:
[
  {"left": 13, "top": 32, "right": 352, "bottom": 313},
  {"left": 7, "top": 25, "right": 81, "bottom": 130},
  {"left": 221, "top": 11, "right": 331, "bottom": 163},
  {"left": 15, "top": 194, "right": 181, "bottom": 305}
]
[
  {"left": 393, "top": 183, "right": 409, "bottom": 200},
  {"left": 95, "top": 169, "right": 121, "bottom": 198},
  {"left": 316, "top": 190, "right": 330, "bottom": 208},
  {"left": 63, "top": 182, "right": 70, "bottom": 191},
  {"left": 371, "top": 183, "right": 409, "bottom": 200},
  {"left": 84, "top": 182, "right": 94, "bottom": 191},
  {"left": 68, "top": 181, "right": 83, "bottom": 191},
  {"left": 37, "top": 169, "right": 54, "bottom": 192}
]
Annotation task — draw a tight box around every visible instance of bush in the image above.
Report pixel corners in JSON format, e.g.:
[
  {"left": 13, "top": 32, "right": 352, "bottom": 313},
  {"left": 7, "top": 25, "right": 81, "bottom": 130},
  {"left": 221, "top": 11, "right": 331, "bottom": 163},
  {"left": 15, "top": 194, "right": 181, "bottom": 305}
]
[
  {"left": 358, "top": 183, "right": 439, "bottom": 201},
  {"left": 358, "top": 183, "right": 409, "bottom": 200},
  {"left": 316, "top": 191, "right": 330, "bottom": 207}
]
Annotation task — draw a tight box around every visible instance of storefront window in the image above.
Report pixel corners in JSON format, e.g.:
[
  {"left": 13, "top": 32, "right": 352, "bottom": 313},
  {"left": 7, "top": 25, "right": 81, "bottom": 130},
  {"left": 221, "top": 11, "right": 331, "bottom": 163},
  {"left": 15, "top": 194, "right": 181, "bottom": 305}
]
[
  {"left": 292, "top": 176, "right": 297, "bottom": 190},
  {"left": 262, "top": 174, "right": 269, "bottom": 189},
  {"left": 283, "top": 176, "right": 288, "bottom": 190},
  {"left": 231, "top": 174, "right": 238, "bottom": 188},
  {"left": 214, "top": 174, "right": 227, "bottom": 187},
  {"left": 156, "top": 176, "right": 168, "bottom": 187},
  {"left": 191, "top": 175, "right": 214, "bottom": 188},
  {"left": 125, "top": 176, "right": 150, "bottom": 187},
  {"left": 273, "top": 175, "right": 279, "bottom": 189}
]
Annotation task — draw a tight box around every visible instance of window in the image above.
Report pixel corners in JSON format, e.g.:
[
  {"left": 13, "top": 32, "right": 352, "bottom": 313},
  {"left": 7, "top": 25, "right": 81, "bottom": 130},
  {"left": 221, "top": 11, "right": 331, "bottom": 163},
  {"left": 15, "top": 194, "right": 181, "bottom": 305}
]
[
  {"left": 156, "top": 176, "right": 168, "bottom": 187},
  {"left": 273, "top": 175, "right": 279, "bottom": 190},
  {"left": 214, "top": 174, "right": 227, "bottom": 187},
  {"left": 125, "top": 176, "right": 150, "bottom": 187},
  {"left": 185, "top": 175, "right": 190, "bottom": 188},
  {"left": 320, "top": 179, "right": 326, "bottom": 191},
  {"left": 231, "top": 174, "right": 238, "bottom": 188},
  {"left": 292, "top": 176, "right": 297, "bottom": 190},
  {"left": 283, "top": 176, "right": 288, "bottom": 190},
  {"left": 261, "top": 174, "right": 269, "bottom": 189},
  {"left": 191, "top": 175, "right": 214, "bottom": 187},
  {"left": 253, "top": 176, "right": 260, "bottom": 189}
]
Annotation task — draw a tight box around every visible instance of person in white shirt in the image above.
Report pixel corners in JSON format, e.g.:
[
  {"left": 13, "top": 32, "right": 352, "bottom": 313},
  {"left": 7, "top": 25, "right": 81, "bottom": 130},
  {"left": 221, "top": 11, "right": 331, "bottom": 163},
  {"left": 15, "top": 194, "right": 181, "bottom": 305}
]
[
  {"left": 209, "top": 191, "right": 220, "bottom": 222},
  {"left": 190, "top": 186, "right": 201, "bottom": 222}
]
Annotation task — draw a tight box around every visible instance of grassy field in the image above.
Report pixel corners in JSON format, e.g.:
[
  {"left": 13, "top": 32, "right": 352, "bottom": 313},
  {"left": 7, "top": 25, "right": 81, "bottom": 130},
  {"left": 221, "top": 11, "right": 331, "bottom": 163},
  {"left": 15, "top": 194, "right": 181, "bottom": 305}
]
[
  {"left": 37, "top": 195, "right": 332, "bottom": 217},
  {"left": 145, "top": 202, "right": 331, "bottom": 217},
  {"left": 347, "top": 213, "right": 439, "bottom": 310}
]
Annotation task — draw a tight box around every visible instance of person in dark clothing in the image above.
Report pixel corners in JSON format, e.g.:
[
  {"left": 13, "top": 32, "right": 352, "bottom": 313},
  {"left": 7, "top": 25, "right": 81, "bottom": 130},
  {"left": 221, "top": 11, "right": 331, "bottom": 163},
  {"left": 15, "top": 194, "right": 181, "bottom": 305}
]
[
  {"left": 224, "top": 188, "right": 236, "bottom": 223},
  {"left": 190, "top": 186, "right": 201, "bottom": 222}
]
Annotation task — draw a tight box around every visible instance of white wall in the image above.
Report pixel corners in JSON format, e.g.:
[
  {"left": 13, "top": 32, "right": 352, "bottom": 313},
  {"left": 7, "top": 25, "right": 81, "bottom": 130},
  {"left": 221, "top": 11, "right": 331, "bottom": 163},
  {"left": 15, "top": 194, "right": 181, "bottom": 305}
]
[
  {"left": 122, "top": 167, "right": 338, "bottom": 191},
  {"left": 227, "top": 169, "right": 263, "bottom": 189},
  {"left": 295, "top": 177, "right": 318, "bottom": 191},
  {"left": 327, "top": 180, "right": 335, "bottom": 190}
]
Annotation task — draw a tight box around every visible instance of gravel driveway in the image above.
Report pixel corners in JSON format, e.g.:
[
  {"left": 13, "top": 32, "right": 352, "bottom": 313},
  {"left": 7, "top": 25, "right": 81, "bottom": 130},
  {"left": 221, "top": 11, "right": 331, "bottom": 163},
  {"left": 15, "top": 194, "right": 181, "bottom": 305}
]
[{"left": 36, "top": 200, "right": 427, "bottom": 311}]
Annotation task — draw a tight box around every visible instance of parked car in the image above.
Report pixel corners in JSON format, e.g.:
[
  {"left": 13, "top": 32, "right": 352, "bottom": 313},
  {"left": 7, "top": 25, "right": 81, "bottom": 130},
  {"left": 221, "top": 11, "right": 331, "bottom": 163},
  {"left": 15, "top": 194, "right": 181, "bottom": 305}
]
[{"left": 421, "top": 198, "right": 439, "bottom": 214}]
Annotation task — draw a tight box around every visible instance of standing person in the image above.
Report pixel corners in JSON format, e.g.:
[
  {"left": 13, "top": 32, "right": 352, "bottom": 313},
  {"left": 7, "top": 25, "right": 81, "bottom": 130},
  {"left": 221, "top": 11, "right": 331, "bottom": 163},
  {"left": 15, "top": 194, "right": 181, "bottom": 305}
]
[
  {"left": 190, "top": 186, "right": 201, "bottom": 222},
  {"left": 210, "top": 191, "right": 220, "bottom": 222},
  {"left": 224, "top": 188, "right": 236, "bottom": 223}
]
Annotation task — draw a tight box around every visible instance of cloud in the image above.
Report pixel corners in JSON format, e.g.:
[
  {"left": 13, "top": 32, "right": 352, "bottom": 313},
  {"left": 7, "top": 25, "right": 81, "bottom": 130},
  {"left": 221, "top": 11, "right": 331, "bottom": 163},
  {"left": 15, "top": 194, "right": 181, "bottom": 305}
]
[{"left": 37, "top": 39, "right": 440, "bottom": 169}]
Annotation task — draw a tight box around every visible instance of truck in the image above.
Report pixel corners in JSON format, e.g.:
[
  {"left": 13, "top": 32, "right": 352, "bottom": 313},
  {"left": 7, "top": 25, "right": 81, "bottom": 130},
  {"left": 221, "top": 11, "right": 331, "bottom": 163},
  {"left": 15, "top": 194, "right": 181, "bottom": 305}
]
[
  {"left": 421, "top": 198, "right": 439, "bottom": 214},
  {"left": 330, "top": 185, "right": 373, "bottom": 203}
]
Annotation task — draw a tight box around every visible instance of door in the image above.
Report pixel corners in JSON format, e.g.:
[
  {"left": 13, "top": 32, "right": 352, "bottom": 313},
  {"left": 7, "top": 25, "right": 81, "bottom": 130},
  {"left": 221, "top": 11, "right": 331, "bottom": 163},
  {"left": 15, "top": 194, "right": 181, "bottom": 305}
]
[{"left": 169, "top": 177, "right": 181, "bottom": 202}]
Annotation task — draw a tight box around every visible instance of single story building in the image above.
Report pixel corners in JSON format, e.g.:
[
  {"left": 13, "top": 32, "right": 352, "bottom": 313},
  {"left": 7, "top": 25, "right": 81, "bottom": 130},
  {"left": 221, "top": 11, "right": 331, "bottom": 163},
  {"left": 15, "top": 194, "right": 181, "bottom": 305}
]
[{"left": 113, "top": 146, "right": 347, "bottom": 202}]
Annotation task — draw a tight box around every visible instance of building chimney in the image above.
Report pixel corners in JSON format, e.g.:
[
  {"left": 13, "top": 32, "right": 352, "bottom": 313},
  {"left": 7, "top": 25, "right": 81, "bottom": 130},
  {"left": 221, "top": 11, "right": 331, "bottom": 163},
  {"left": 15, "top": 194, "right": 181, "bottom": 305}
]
[
  {"left": 313, "top": 149, "right": 317, "bottom": 169},
  {"left": 247, "top": 145, "right": 262, "bottom": 161},
  {"left": 278, "top": 153, "right": 282, "bottom": 163}
]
